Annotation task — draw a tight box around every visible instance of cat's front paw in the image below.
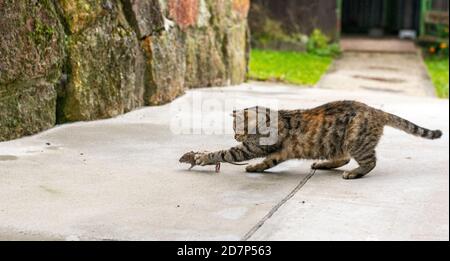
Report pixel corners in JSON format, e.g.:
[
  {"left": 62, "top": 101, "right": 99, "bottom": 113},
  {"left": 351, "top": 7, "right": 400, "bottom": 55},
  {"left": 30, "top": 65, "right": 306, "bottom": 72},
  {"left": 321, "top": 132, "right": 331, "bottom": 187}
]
[
  {"left": 246, "top": 164, "right": 266, "bottom": 173},
  {"left": 311, "top": 162, "right": 321, "bottom": 170},
  {"left": 342, "top": 171, "right": 361, "bottom": 180}
]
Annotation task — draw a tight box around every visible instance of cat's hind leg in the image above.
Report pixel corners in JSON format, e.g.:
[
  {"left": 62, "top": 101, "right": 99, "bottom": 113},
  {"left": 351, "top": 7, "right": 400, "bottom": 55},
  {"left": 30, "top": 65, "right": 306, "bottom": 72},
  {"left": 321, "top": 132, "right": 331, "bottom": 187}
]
[
  {"left": 343, "top": 150, "right": 377, "bottom": 179},
  {"left": 311, "top": 158, "right": 351, "bottom": 170}
]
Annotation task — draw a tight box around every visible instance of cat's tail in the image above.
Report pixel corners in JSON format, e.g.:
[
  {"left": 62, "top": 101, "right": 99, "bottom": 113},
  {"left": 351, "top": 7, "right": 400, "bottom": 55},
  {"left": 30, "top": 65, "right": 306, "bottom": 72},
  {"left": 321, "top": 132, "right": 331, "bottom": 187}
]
[{"left": 384, "top": 112, "right": 442, "bottom": 140}]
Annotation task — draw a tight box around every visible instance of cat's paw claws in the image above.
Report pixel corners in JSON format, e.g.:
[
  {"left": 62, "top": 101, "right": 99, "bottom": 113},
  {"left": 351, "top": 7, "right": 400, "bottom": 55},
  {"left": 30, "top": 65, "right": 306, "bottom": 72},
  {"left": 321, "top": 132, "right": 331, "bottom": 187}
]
[
  {"left": 311, "top": 162, "right": 333, "bottom": 170},
  {"left": 343, "top": 171, "right": 360, "bottom": 180},
  {"left": 246, "top": 165, "right": 264, "bottom": 173}
]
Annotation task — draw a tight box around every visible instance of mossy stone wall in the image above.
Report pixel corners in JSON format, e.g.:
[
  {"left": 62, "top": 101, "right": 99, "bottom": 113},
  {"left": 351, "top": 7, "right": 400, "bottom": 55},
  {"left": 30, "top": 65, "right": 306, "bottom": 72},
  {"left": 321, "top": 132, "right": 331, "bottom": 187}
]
[{"left": 0, "top": 0, "right": 250, "bottom": 141}]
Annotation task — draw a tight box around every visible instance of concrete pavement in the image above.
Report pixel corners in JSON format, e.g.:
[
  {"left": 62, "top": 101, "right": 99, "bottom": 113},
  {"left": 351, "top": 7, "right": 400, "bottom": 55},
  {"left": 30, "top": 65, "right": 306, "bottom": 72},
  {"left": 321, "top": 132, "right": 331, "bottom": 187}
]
[
  {"left": 0, "top": 83, "right": 448, "bottom": 240},
  {"left": 318, "top": 52, "right": 436, "bottom": 97}
]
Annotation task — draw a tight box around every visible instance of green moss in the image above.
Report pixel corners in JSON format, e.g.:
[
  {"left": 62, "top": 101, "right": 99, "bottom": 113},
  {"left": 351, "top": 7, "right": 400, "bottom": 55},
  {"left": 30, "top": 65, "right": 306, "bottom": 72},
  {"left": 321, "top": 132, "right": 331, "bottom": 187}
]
[
  {"left": 55, "top": 0, "right": 105, "bottom": 34},
  {"left": 0, "top": 82, "right": 57, "bottom": 141},
  {"left": 30, "top": 21, "right": 55, "bottom": 46},
  {"left": 0, "top": 0, "right": 64, "bottom": 140},
  {"left": 27, "top": 0, "right": 59, "bottom": 46},
  {"left": 59, "top": 13, "right": 143, "bottom": 122}
]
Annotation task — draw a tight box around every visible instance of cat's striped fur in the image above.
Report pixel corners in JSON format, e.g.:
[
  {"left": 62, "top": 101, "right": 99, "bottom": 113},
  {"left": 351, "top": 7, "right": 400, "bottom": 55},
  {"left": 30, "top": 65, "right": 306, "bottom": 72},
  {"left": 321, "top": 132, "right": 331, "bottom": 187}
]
[{"left": 191, "top": 101, "right": 442, "bottom": 179}]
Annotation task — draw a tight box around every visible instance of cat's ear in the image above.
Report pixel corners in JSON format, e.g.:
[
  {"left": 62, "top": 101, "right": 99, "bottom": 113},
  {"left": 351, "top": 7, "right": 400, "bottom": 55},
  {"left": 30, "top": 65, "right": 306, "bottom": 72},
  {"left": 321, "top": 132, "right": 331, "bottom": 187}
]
[{"left": 230, "top": 109, "right": 237, "bottom": 118}]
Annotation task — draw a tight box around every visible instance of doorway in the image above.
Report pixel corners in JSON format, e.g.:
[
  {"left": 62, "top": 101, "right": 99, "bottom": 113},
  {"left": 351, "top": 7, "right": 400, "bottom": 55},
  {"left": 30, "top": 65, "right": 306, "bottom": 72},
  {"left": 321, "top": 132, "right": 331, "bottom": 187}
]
[{"left": 341, "top": 0, "right": 421, "bottom": 36}]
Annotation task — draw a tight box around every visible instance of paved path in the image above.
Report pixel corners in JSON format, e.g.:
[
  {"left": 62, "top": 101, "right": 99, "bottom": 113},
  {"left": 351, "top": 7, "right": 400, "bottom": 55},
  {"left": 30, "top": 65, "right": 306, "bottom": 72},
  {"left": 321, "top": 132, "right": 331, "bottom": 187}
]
[
  {"left": 318, "top": 52, "right": 436, "bottom": 97},
  {"left": 0, "top": 83, "right": 448, "bottom": 240},
  {"left": 340, "top": 38, "right": 418, "bottom": 53}
]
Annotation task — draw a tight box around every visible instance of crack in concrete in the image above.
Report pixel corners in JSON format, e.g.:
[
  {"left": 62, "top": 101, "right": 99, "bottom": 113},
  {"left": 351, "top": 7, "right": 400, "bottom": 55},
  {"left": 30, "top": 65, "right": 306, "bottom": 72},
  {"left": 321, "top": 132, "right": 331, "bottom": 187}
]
[{"left": 241, "top": 169, "right": 317, "bottom": 241}]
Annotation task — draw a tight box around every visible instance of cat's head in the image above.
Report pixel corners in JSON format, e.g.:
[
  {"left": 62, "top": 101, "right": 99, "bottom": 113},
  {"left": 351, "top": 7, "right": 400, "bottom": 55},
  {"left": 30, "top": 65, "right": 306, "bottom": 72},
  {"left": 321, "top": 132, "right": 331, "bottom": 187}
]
[{"left": 231, "top": 106, "right": 279, "bottom": 146}]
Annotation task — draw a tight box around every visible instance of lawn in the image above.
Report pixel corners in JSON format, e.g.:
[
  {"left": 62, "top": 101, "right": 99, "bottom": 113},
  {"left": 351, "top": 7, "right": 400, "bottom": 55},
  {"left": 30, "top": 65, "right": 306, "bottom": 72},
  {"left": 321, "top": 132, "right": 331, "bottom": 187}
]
[
  {"left": 248, "top": 49, "right": 333, "bottom": 86},
  {"left": 425, "top": 57, "right": 449, "bottom": 99}
]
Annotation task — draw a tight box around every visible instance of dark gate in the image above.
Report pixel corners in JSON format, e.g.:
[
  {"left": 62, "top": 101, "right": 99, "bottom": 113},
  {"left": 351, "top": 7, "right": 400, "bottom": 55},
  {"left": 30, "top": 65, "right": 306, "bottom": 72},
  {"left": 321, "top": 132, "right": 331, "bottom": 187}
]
[{"left": 342, "top": 0, "right": 421, "bottom": 35}]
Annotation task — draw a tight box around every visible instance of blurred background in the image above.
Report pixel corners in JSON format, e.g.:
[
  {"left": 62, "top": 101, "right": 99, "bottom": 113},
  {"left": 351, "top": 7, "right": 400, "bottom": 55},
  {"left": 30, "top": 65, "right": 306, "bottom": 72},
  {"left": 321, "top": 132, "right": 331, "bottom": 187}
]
[{"left": 248, "top": 0, "right": 449, "bottom": 96}]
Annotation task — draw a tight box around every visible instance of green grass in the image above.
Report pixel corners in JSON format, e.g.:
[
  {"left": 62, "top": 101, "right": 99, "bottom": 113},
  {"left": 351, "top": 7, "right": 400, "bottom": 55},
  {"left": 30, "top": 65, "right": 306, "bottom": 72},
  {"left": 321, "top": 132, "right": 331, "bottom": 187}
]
[
  {"left": 248, "top": 49, "right": 333, "bottom": 86},
  {"left": 425, "top": 57, "right": 449, "bottom": 99}
]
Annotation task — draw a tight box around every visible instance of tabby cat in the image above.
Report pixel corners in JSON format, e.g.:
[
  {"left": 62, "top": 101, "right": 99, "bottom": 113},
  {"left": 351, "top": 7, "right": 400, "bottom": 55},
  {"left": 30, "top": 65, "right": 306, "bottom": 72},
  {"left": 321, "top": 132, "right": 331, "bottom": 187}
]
[{"left": 181, "top": 101, "right": 442, "bottom": 179}]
